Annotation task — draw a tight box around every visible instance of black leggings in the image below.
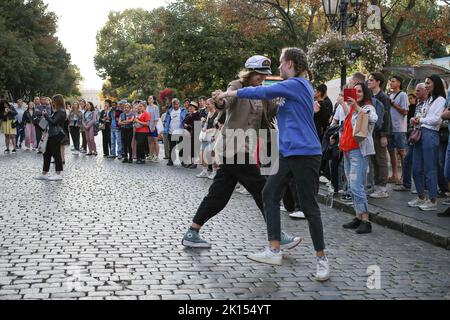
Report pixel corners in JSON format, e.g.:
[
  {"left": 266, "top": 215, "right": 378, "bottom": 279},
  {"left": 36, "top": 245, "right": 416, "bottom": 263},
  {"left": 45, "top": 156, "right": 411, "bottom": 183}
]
[
  {"left": 135, "top": 132, "right": 148, "bottom": 161},
  {"left": 69, "top": 126, "right": 80, "bottom": 151},
  {"left": 43, "top": 136, "right": 63, "bottom": 172}
]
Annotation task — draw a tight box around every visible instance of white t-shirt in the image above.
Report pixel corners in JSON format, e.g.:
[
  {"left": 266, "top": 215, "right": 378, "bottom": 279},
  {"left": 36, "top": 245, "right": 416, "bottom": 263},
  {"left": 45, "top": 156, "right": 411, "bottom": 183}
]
[
  {"left": 169, "top": 108, "right": 182, "bottom": 134},
  {"left": 419, "top": 96, "right": 446, "bottom": 131},
  {"left": 333, "top": 104, "right": 346, "bottom": 125}
]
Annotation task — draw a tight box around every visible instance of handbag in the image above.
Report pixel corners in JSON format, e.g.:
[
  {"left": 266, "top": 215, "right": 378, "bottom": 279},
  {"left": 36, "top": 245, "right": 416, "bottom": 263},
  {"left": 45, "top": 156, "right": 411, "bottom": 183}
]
[
  {"left": 39, "top": 117, "right": 48, "bottom": 130},
  {"left": 38, "top": 130, "right": 49, "bottom": 153},
  {"left": 352, "top": 110, "right": 369, "bottom": 142},
  {"left": 408, "top": 128, "right": 422, "bottom": 144}
]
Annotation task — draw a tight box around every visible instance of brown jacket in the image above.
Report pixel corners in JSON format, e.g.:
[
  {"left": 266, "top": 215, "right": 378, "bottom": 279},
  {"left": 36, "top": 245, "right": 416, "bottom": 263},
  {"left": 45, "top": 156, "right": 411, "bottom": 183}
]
[{"left": 214, "top": 80, "right": 278, "bottom": 158}]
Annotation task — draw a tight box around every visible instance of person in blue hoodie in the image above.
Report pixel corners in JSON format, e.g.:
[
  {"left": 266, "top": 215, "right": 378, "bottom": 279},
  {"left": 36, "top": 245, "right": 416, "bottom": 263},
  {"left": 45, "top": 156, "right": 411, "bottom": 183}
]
[{"left": 215, "top": 47, "right": 329, "bottom": 281}]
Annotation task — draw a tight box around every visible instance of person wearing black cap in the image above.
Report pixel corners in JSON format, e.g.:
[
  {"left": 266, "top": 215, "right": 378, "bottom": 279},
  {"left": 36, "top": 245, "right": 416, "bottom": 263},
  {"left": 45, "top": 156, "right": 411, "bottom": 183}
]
[{"left": 181, "top": 55, "right": 301, "bottom": 253}]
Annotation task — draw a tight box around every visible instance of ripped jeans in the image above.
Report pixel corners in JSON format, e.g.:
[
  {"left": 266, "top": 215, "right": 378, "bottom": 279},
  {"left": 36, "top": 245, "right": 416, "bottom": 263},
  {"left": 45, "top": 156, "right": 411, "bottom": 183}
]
[{"left": 344, "top": 149, "right": 370, "bottom": 215}]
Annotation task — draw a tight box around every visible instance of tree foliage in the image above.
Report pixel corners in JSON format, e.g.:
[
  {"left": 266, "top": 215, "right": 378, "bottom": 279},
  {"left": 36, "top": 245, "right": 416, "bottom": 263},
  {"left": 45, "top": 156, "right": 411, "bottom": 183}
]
[
  {"left": 95, "top": 0, "right": 449, "bottom": 99},
  {"left": 0, "top": 0, "right": 82, "bottom": 101}
]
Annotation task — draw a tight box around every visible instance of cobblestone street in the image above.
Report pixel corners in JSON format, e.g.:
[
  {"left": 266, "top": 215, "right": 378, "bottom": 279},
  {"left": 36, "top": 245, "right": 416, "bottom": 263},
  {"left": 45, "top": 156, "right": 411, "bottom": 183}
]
[{"left": 0, "top": 140, "right": 449, "bottom": 300}]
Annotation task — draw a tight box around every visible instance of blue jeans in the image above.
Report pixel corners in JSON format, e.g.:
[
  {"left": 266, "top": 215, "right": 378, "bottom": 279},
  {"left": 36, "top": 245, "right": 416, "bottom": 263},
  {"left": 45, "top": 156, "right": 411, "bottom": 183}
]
[
  {"left": 111, "top": 128, "right": 122, "bottom": 157},
  {"left": 403, "top": 144, "right": 414, "bottom": 189},
  {"left": 413, "top": 128, "right": 439, "bottom": 199},
  {"left": 344, "top": 149, "right": 369, "bottom": 215}
]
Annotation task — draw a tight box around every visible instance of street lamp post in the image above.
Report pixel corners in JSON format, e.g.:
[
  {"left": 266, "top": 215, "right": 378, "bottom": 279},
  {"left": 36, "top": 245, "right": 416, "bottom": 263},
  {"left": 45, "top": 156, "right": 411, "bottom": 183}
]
[{"left": 322, "top": 0, "right": 362, "bottom": 89}]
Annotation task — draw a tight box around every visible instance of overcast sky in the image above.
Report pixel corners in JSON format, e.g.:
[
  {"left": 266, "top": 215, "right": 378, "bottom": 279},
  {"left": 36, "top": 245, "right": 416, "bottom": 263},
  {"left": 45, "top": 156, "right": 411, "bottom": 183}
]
[{"left": 44, "top": 0, "right": 170, "bottom": 90}]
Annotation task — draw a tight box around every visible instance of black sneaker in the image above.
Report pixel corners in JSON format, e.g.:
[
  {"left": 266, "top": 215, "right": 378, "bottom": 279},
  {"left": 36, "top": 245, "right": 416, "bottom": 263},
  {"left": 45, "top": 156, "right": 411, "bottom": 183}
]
[
  {"left": 343, "top": 218, "right": 361, "bottom": 229},
  {"left": 11, "top": 149, "right": 16, "bottom": 153},
  {"left": 340, "top": 194, "right": 352, "bottom": 202},
  {"left": 128, "top": 159, "right": 133, "bottom": 164},
  {"left": 167, "top": 160, "right": 174, "bottom": 166},
  {"left": 355, "top": 221, "right": 372, "bottom": 234},
  {"left": 4, "top": 149, "right": 10, "bottom": 154},
  {"left": 122, "top": 158, "right": 128, "bottom": 163}
]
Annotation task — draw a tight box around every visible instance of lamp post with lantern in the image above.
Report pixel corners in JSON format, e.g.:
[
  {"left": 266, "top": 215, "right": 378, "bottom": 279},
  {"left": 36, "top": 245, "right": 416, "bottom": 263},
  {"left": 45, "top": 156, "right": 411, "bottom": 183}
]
[{"left": 322, "top": 0, "right": 362, "bottom": 89}]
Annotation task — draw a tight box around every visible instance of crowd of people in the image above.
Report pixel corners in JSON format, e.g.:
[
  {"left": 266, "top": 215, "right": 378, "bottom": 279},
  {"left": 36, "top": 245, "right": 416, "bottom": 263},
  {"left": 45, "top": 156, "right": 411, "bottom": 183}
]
[{"left": 2, "top": 47, "right": 450, "bottom": 282}]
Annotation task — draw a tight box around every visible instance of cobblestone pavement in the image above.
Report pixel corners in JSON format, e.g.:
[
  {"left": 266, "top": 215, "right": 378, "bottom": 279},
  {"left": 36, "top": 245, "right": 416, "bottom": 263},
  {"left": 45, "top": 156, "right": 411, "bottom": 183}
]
[{"left": 0, "top": 141, "right": 449, "bottom": 300}]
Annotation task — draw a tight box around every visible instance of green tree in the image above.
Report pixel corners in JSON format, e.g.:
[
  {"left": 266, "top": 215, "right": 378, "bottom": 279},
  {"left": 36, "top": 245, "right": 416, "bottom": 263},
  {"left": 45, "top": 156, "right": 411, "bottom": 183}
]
[{"left": 0, "top": 0, "right": 81, "bottom": 100}]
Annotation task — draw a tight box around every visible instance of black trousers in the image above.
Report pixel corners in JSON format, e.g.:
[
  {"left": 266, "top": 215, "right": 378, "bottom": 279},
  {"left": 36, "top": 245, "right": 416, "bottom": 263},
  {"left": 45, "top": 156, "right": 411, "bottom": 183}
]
[
  {"left": 35, "top": 124, "right": 43, "bottom": 146},
  {"left": 16, "top": 122, "right": 25, "bottom": 146},
  {"left": 135, "top": 132, "right": 148, "bottom": 161},
  {"left": 121, "top": 128, "right": 133, "bottom": 160},
  {"left": 43, "top": 136, "right": 63, "bottom": 172},
  {"left": 282, "top": 178, "right": 301, "bottom": 212},
  {"left": 69, "top": 126, "right": 80, "bottom": 151},
  {"left": 193, "top": 159, "right": 267, "bottom": 226},
  {"left": 263, "top": 155, "right": 325, "bottom": 252},
  {"left": 102, "top": 127, "right": 111, "bottom": 156},
  {"left": 81, "top": 131, "right": 87, "bottom": 150}
]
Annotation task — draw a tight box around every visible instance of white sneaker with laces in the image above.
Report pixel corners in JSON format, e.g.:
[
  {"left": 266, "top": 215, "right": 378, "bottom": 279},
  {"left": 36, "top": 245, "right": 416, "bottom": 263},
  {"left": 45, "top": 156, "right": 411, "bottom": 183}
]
[
  {"left": 34, "top": 174, "right": 49, "bottom": 181},
  {"left": 196, "top": 169, "right": 209, "bottom": 178},
  {"left": 48, "top": 175, "right": 63, "bottom": 181},
  {"left": 289, "top": 211, "right": 306, "bottom": 219},
  {"left": 408, "top": 197, "right": 427, "bottom": 207},
  {"left": 419, "top": 200, "right": 437, "bottom": 211},
  {"left": 316, "top": 256, "right": 330, "bottom": 281},
  {"left": 247, "top": 248, "right": 282, "bottom": 266}
]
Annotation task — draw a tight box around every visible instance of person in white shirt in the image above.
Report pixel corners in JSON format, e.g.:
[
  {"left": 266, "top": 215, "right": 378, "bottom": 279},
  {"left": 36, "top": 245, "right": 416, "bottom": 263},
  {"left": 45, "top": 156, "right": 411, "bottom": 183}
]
[
  {"left": 387, "top": 76, "right": 409, "bottom": 184},
  {"left": 408, "top": 75, "right": 447, "bottom": 211}
]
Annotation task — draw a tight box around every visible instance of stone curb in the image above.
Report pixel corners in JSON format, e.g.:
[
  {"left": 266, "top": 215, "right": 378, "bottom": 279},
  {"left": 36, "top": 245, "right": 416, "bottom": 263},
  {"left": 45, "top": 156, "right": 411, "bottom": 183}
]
[{"left": 317, "top": 188, "right": 450, "bottom": 250}]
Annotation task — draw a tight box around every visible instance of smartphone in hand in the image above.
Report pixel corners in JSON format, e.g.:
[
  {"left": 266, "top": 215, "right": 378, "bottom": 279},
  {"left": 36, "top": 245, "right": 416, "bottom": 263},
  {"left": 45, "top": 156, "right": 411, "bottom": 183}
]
[{"left": 343, "top": 88, "right": 357, "bottom": 102}]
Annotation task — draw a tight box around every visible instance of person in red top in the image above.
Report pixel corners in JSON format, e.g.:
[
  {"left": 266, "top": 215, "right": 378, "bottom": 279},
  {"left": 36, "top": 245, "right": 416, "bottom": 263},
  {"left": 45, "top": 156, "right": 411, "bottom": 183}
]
[
  {"left": 338, "top": 83, "right": 378, "bottom": 234},
  {"left": 133, "top": 102, "right": 151, "bottom": 164}
]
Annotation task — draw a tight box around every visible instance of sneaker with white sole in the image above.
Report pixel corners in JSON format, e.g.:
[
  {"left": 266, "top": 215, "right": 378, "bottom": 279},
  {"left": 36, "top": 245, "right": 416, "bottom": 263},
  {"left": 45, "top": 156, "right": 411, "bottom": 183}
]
[
  {"left": 181, "top": 229, "right": 211, "bottom": 248},
  {"left": 151, "top": 156, "right": 159, "bottom": 163},
  {"left": 393, "top": 185, "right": 410, "bottom": 192},
  {"left": 238, "top": 187, "right": 250, "bottom": 195},
  {"left": 48, "top": 175, "right": 63, "bottom": 181},
  {"left": 289, "top": 211, "right": 306, "bottom": 219},
  {"left": 34, "top": 174, "right": 49, "bottom": 181},
  {"left": 280, "top": 231, "right": 303, "bottom": 250},
  {"left": 419, "top": 200, "right": 437, "bottom": 211},
  {"left": 369, "top": 190, "right": 389, "bottom": 199},
  {"left": 408, "top": 197, "right": 427, "bottom": 207},
  {"left": 280, "top": 205, "right": 287, "bottom": 212},
  {"left": 247, "top": 247, "right": 282, "bottom": 266},
  {"left": 316, "top": 256, "right": 330, "bottom": 281},
  {"left": 196, "top": 169, "right": 209, "bottom": 178}
]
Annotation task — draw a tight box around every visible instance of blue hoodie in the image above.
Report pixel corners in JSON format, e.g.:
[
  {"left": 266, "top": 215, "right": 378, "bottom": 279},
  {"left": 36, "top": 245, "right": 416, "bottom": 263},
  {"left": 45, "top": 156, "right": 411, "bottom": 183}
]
[{"left": 237, "top": 77, "right": 321, "bottom": 157}]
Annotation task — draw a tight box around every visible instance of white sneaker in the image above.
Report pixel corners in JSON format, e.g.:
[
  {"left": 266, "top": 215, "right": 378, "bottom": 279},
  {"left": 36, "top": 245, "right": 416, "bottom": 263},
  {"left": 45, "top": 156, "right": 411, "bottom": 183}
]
[
  {"left": 207, "top": 171, "right": 216, "bottom": 180},
  {"left": 327, "top": 185, "right": 335, "bottom": 193},
  {"left": 151, "top": 156, "right": 159, "bottom": 163},
  {"left": 34, "top": 174, "right": 49, "bottom": 181},
  {"left": 319, "top": 176, "right": 330, "bottom": 184},
  {"left": 247, "top": 248, "right": 282, "bottom": 266},
  {"left": 419, "top": 200, "right": 437, "bottom": 211},
  {"left": 369, "top": 190, "right": 389, "bottom": 199},
  {"left": 316, "top": 256, "right": 330, "bottom": 281},
  {"left": 196, "top": 170, "right": 209, "bottom": 178},
  {"left": 72, "top": 150, "right": 79, "bottom": 155},
  {"left": 408, "top": 197, "right": 427, "bottom": 207},
  {"left": 280, "top": 205, "right": 287, "bottom": 212},
  {"left": 48, "top": 175, "right": 63, "bottom": 181},
  {"left": 234, "top": 184, "right": 242, "bottom": 193},
  {"left": 289, "top": 211, "right": 306, "bottom": 219}
]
